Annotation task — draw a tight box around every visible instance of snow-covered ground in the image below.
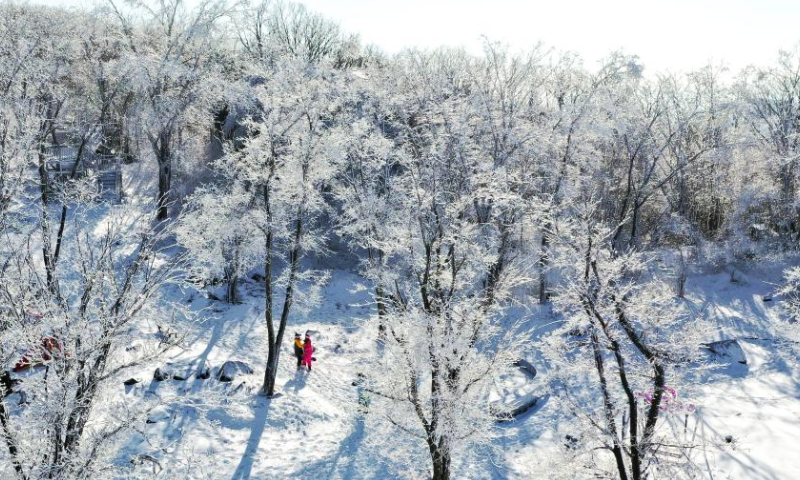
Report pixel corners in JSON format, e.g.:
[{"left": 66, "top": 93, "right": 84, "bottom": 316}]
[
  {"left": 43, "top": 174, "right": 793, "bottom": 479},
  {"left": 680, "top": 267, "right": 800, "bottom": 480},
  {"left": 112, "top": 271, "right": 384, "bottom": 479},
  {"left": 8, "top": 166, "right": 794, "bottom": 479},
  {"left": 103, "top": 259, "right": 799, "bottom": 480}
]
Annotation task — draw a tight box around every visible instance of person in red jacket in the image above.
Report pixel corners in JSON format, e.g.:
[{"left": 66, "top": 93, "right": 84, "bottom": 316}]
[{"left": 302, "top": 333, "right": 314, "bottom": 371}]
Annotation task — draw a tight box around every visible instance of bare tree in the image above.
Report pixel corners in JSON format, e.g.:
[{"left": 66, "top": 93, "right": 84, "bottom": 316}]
[
  {"left": 545, "top": 198, "right": 709, "bottom": 480},
  {"left": 0, "top": 204, "right": 185, "bottom": 480},
  {"left": 739, "top": 47, "right": 800, "bottom": 244},
  {"left": 108, "top": 0, "right": 228, "bottom": 220},
  {"left": 235, "top": 0, "right": 347, "bottom": 65}
]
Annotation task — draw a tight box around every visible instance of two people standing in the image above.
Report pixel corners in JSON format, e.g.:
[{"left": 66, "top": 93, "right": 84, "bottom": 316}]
[
  {"left": 291, "top": 331, "right": 368, "bottom": 413},
  {"left": 293, "top": 332, "right": 314, "bottom": 371}
]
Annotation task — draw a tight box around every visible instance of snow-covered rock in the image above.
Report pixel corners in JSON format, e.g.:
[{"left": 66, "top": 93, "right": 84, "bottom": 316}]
[
  {"left": 146, "top": 407, "right": 171, "bottom": 424},
  {"left": 515, "top": 359, "right": 537, "bottom": 378},
  {"left": 153, "top": 368, "right": 170, "bottom": 381},
  {"left": 704, "top": 339, "right": 748, "bottom": 365},
  {"left": 491, "top": 359, "right": 541, "bottom": 422},
  {"left": 197, "top": 366, "right": 211, "bottom": 379},
  {"left": 153, "top": 362, "right": 207, "bottom": 382},
  {"left": 216, "top": 360, "right": 253, "bottom": 382}
]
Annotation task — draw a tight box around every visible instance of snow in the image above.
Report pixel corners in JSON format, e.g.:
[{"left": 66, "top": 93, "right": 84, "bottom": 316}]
[
  {"left": 698, "top": 360, "right": 800, "bottom": 480},
  {"left": 6, "top": 170, "right": 797, "bottom": 479},
  {"left": 6, "top": 7, "right": 800, "bottom": 478},
  {"left": 97, "top": 260, "right": 800, "bottom": 479}
]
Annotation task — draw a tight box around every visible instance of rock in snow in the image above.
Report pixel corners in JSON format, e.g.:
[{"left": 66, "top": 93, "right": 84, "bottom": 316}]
[
  {"left": 153, "top": 362, "right": 206, "bottom": 382},
  {"left": 216, "top": 361, "right": 253, "bottom": 382},
  {"left": 153, "top": 368, "right": 170, "bottom": 382},
  {"left": 704, "top": 339, "right": 748, "bottom": 365},
  {"left": 146, "top": 408, "right": 170, "bottom": 424}
]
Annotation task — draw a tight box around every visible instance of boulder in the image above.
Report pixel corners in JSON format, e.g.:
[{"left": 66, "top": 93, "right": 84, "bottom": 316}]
[
  {"left": 170, "top": 363, "right": 195, "bottom": 381},
  {"left": 216, "top": 361, "right": 253, "bottom": 382},
  {"left": 206, "top": 291, "right": 223, "bottom": 301},
  {"left": 231, "top": 382, "right": 252, "bottom": 395},
  {"left": 123, "top": 378, "right": 140, "bottom": 386},
  {"left": 153, "top": 362, "right": 199, "bottom": 382},
  {"left": 514, "top": 359, "right": 537, "bottom": 378},
  {"left": 703, "top": 339, "right": 747, "bottom": 365},
  {"left": 153, "top": 368, "right": 170, "bottom": 381},
  {"left": 146, "top": 408, "right": 170, "bottom": 424},
  {"left": 130, "top": 454, "right": 162, "bottom": 474}
]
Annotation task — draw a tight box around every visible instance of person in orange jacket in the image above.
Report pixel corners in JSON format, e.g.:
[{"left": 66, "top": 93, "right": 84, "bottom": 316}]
[{"left": 293, "top": 333, "right": 304, "bottom": 368}]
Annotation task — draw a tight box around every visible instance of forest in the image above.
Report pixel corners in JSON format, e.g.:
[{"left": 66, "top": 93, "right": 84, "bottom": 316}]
[{"left": 1, "top": 1, "right": 799, "bottom": 479}]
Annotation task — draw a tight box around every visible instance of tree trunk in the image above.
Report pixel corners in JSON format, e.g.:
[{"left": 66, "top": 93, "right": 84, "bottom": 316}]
[
  {"left": 371, "top": 247, "right": 388, "bottom": 335},
  {"left": 261, "top": 218, "right": 276, "bottom": 395},
  {"left": 628, "top": 201, "right": 641, "bottom": 252},
  {"left": 52, "top": 137, "right": 89, "bottom": 268},
  {"left": 376, "top": 284, "right": 387, "bottom": 336},
  {"left": 157, "top": 159, "right": 171, "bottom": 221},
  {"left": 226, "top": 274, "right": 238, "bottom": 304},
  {"left": 0, "top": 374, "right": 25, "bottom": 480},
  {"left": 153, "top": 129, "right": 173, "bottom": 222},
  {"left": 262, "top": 349, "right": 278, "bottom": 397},
  {"left": 51, "top": 339, "right": 113, "bottom": 479},
  {"left": 589, "top": 328, "right": 630, "bottom": 480},
  {"left": 224, "top": 244, "right": 240, "bottom": 303},
  {"left": 262, "top": 231, "right": 300, "bottom": 395},
  {"left": 614, "top": 300, "right": 667, "bottom": 448},
  {"left": 429, "top": 440, "right": 451, "bottom": 480},
  {"left": 538, "top": 227, "right": 550, "bottom": 304},
  {"left": 261, "top": 187, "right": 305, "bottom": 396},
  {"left": 37, "top": 145, "right": 59, "bottom": 296}
]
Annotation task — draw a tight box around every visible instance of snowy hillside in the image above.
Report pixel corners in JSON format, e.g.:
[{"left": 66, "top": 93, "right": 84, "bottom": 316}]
[
  {"left": 70, "top": 263, "right": 795, "bottom": 480},
  {"left": 4, "top": 2, "right": 800, "bottom": 480}
]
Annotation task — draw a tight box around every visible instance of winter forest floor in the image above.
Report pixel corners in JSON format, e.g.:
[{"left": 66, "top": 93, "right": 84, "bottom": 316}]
[
  {"left": 7, "top": 165, "right": 800, "bottom": 480},
  {"left": 108, "top": 264, "right": 800, "bottom": 480}
]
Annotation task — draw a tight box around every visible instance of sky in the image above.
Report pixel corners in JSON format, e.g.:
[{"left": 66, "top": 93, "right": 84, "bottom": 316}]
[
  {"left": 298, "top": 0, "right": 800, "bottom": 74},
  {"left": 34, "top": 0, "right": 800, "bottom": 74}
]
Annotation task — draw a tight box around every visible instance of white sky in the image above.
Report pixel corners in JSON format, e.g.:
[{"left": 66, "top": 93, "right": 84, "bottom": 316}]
[
  {"left": 299, "top": 0, "right": 800, "bottom": 74},
  {"left": 35, "top": 0, "right": 800, "bottom": 74}
]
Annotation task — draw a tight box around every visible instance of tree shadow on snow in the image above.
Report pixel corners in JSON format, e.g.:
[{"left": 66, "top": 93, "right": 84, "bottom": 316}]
[
  {"left": 283, "top": 368, "right": 309, "bottom": 393},
  {"left": 230, "top": 397, "right": 272, "bottom": 480},
  {"left": 690, "top": 410, "right": 785, "bottom": 480},
  {"left": 299, "top": 416, "right": 389, "bottom": 480},
  {"left": 325, "top": 418, "right": 367, "bottom": 480}
]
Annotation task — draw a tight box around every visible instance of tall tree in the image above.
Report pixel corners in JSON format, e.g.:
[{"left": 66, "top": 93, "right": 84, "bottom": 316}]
[
  {"left": 356, "top": 49, "right": 533, "bottom": 480},
  {"left": 108, "top": 0, "right": 227, "bottom": 220}
]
